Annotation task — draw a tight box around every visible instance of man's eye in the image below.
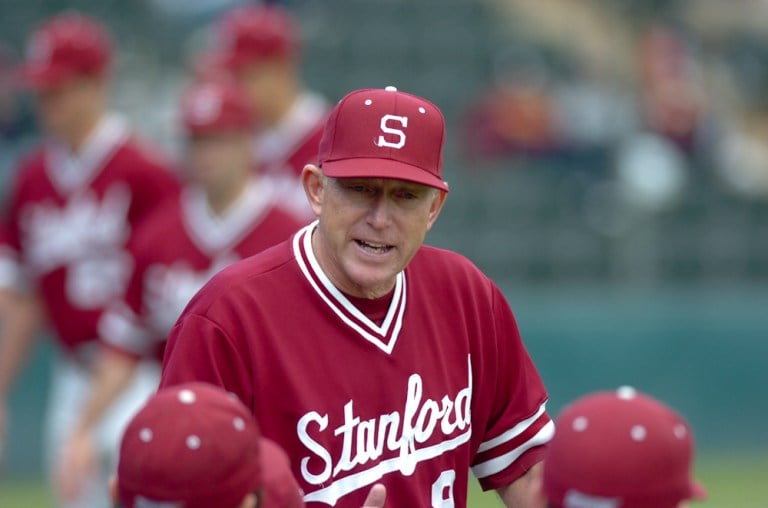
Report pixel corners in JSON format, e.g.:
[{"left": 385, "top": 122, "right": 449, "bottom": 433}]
[{"left": 396, "top": 190, "right": 419, "bottom": 200}]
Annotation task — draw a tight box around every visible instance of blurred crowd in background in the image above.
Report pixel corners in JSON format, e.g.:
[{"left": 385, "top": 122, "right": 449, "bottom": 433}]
[{"left": 1, "top": 0, "right": 767, "bottom": 289}]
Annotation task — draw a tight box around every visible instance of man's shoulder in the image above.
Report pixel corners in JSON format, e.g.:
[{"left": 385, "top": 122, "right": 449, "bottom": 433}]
[
  {"left": 409, "top": 245, "right": 499, "bottom": 308},
  {"left": 412, "top": 244, "right": 489, "bottom": 283}
]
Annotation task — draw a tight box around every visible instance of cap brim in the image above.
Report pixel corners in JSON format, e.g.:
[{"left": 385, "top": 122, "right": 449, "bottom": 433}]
[{"left": 321, "top": 158, "right": 449, "bottom": 192}]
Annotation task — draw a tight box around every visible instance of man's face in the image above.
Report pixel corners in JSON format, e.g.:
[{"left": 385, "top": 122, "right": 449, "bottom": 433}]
[
  {"left": 34, "top": 77, "right": 94, "bottom": 139},
  {"left": 306, "top": 168, "right": 446, "bottom": 298},
  {"left": 235, "top": 59, "right": 290, "bottom": 122},
  {"left": 187, "top": 131, "right": 252, "bottom": 195}
]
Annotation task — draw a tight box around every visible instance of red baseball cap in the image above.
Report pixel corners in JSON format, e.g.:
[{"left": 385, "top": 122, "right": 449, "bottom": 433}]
[
  {"left": 206, "top": 4, "right": 298, "bottom": 72},
  {"left": 318, "top": 86, "right": 449, "bottom": 192},
  {"left": 543, "top": 387, "right": 707, "bottom": 508},
  {"left": 181, "top": 79, "right": 256, "bottom": 136},
  {"left": 18, "top": 12, "right": 111, "bottom": 91},
  {"left": 117, "top": 383, "right": 262, "bottom": 508},
  {"left": 260, "top": 438, "right": 306, "bottom": 508}
]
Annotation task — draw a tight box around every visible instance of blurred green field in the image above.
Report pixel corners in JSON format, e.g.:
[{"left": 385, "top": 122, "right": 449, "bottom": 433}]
[{"left": 2, "top": 453, "right": 767, "bottom": 507}]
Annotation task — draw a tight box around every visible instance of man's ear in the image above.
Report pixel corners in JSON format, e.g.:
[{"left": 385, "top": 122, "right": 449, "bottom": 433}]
[
  {"left": 425, "top": 190, "right": 447, "bottom": 231},
  {"left": 301, "top": 164, "right": 325, "bottom": 218}
]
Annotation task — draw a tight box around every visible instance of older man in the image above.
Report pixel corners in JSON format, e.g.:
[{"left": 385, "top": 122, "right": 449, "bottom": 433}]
[{"left": 160, "top": 86, "right": 553, "bottom": 507}]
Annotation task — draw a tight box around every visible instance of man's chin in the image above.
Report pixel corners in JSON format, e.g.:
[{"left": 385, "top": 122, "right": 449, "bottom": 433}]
[{"left": 346, "top": 270, "right": 398, "bottom": 298}]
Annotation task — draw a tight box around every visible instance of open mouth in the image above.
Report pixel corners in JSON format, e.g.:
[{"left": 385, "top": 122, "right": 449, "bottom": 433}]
[{"left": 354, "top": 239, "right": 394, "bottom": 255}]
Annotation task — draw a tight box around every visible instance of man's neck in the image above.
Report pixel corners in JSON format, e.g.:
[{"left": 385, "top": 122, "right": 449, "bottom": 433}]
[
  {"left": 265, "top": 85, "right": 301, "bottom": 128},
  {"left": 62, "top": 111, "right": 104, "bottom": 154},
  {"left": 205, "top": 175, "right": 252, "bottom": 217}
]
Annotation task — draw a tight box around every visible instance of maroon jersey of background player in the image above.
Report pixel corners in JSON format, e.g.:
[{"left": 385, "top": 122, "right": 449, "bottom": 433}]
[
  {"left": 100, "top": 178, "right": 302, "bottom": 362},
  {"left": 6, "top": 115, "right": 179, "bottom": 352}
]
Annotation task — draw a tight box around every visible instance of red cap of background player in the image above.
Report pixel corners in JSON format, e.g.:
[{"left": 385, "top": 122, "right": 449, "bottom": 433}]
[
  {"left": 318, "top": 86, "right": 449, "bottom": 192},
  {"left": 542, "top": 387, "right": 707, "bottom": 508},
  {"left": 205, "top": 4, "right": 298, "bottom": 72},
  {"left": 181, "top": 79, "right": 256, "bottom": 136},
  {"left": 18, "top": 12, "right": 111, "bottom": 91},
  {"left": 117, "top": 382, "right": 261, "bottom": 508}
]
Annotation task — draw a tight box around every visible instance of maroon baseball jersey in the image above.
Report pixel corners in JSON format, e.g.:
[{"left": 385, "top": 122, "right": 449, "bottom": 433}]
[
  {"left": 5, "top": 115, "right": 179, "bottom": 352},
  {"left": 257, "top": 91, "right": 328, "bottom": 177},
  {"left": 161, "top": 222, "right": 553, "bottom": 507},
  {"left": 99, "top": 177, "right": 303, "bottom": 362}
]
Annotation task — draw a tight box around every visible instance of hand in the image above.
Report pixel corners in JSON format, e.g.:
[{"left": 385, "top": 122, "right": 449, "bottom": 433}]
[
  {"left": 55, "top": 430, "right": 98, "bottom": 502},
  {"left": 362, "top": 483, "right": 386, "bottom": 508}
]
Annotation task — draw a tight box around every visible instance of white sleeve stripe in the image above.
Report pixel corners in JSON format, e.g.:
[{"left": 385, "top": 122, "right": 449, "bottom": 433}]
[
  {"left": 477, "top": 401, "right": 548, "bottom": 453},
  {"left": 472, "top": 420, "right": 555, "bottom": 479}
]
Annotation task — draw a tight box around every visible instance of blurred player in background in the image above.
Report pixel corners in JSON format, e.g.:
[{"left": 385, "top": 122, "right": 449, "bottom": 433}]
[
  {"left": 199, "top": 3, "right": 329, "bottom": 219},
  {"left": 114, "top": 382, "right": 386, "bottom": 508},
  {"left": 0, "top": 12, "right": 179, "bottom": 508},
  {"left": 56, "top": 78, "right": 304, "bottom": 499},
  {"left": 540, "top": 386, "right": 706, "bottom": 508},
  {"left": 160, "top": 86, "right": 553, "bottom": 507}
]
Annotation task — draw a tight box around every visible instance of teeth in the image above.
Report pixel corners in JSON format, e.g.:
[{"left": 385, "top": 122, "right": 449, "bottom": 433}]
[{"left": 357, "top": 240, "right": 390, "bottom": 253}]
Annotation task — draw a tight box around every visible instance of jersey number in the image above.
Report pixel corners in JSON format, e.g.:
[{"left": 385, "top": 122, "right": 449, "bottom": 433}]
[{"left": 431, "top": 469, "right": 456, "bottom": 508}]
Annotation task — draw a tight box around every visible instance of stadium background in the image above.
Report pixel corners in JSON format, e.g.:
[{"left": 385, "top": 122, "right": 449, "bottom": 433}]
[{"left": 0, "top": 0, "right": 766, "bottom": 506}]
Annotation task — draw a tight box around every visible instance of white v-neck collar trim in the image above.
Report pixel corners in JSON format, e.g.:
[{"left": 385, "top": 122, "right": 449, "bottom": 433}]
[
  {"left": 292, "top": 221, "right": 406, "bottom": 355},
  {"left": 45, "top": 113, "right": 129, "bottom": 195},
  {"left": 181, "top": 176, "right": 275, "bottom": 255}
]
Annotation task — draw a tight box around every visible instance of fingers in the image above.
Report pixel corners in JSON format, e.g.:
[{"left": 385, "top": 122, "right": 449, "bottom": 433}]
[{"left": 362, "top": 483, "right": 386, "bottom": 508}]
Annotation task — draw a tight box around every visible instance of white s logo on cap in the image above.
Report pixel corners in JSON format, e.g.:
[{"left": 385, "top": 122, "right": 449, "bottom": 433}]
[{"left": 376, "top": 114, "right": 408, "bottom": 149}]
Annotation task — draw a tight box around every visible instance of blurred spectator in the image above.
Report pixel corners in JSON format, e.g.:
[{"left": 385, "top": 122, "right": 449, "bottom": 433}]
[
  {"left": 636, "top": 24, "right": 708, "bottom": 156},
  {"left": 462, "top": 46, "right": 562, "bottom": 162}
]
